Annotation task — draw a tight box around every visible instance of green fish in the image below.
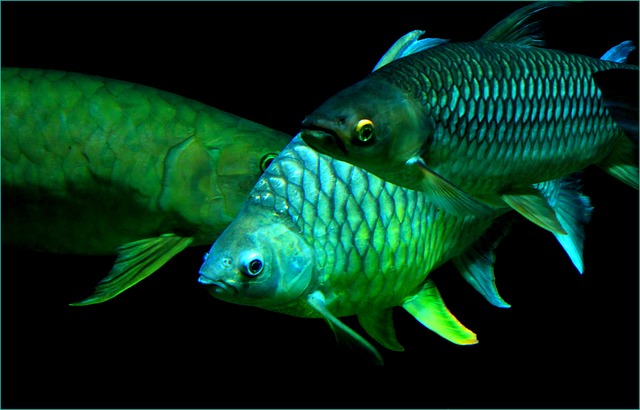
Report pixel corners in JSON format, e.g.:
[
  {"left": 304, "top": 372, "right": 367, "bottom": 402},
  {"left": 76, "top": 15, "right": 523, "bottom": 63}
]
[
  {"left": 1, "top": 68, "right": 291, "bottom": 305},
  {"left": 198, "top": 134, "right": 592, "bottom": 364},
  {"left": 300, "top": 2, "right": 638, "bottom": 237}
]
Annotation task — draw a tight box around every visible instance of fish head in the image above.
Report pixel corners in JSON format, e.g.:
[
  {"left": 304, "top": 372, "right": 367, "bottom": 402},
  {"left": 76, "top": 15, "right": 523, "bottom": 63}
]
[
  {"left": 300, "top": 77, "right": 430, "bottom": 173},
  {"left": 211, "top": 125, "right": 291, "bottom": 218},
  {"left": 198, "top": 206, "right": 315, "bottom": 310}
]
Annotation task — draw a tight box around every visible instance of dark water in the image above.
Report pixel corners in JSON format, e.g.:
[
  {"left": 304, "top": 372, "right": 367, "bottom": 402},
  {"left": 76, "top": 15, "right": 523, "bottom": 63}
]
[{"left": 2, "top": 2, "right": 638, "bottom": 409}]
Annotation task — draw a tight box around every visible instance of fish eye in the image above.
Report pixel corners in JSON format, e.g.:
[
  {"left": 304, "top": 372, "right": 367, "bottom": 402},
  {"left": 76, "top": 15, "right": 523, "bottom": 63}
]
[
  {"left": 355, "top": 119, "right": 375, "bottom": 143},
  {"left": 247, "top": 259, "right": 263, "bottom": 276},
  {"left": 240, "top": 251, "right": 264, "bottom": 277},
  {"left": 260, "top": 153, "right": 278, "bottom": 172}
]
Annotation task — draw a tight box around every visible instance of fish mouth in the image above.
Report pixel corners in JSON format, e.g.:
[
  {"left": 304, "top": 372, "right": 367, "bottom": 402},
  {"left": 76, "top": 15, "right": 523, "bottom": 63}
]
[
  {"left": 198, "top": 276, "right": 238, "bottom": 297},
  {"left": 300, "top": 121, "right": 348, "bottom": 156}
]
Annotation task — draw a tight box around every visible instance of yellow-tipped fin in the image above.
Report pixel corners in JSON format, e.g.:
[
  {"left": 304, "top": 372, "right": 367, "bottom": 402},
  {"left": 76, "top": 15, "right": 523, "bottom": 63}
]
[
  {"left": 358, "top": 308, "right": 404, "bottom": 351},
  {"left": 307, "top": 291, "right": 383, "bottom": 365},
  {"left": 403, "top": 279, "right": 478, "bottom": 345},
  {"left": 71, "top": 234, "right": 194, "bottom": 306},
  {"left": 501, "top": 188, "right": 567, "bottom": 235}
]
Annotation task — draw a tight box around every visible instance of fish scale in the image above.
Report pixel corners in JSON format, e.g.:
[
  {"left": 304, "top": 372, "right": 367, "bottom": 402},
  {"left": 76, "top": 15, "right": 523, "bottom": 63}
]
[
  {"left": 371, "top": 41, "right": 627, "bottom": 197},
  {"left": 2, "top": 67, "right": 291, "bottom": 305},
  {"left": 205, "top": 135, "right": 497, "bottom": 319}
]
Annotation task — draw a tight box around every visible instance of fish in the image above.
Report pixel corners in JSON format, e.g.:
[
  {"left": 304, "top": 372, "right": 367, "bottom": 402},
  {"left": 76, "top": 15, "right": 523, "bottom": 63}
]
[
  {"left": 198, "top": 134, "right": 592, "bottom": 364},
  {"left": 1, "top": 67, "right": 292, "bottom": 305},
  {"left": 300, "top": 2, "right": 638, "bottom": 238}
]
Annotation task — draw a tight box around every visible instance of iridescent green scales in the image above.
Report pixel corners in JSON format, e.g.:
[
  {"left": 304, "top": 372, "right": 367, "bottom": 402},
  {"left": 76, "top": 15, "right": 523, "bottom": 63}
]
[
  {"left": 374, "top": 42, "right": 624, "bottom": 197},
  {"left": 249, "top": 138, "right": 494, "bottom": 318}
]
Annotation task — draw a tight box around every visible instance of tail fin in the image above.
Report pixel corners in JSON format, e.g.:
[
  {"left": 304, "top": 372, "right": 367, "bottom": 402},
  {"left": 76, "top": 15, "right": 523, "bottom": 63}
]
[{"left": 593, "top": 69, "right": 639, "bottom": 189}]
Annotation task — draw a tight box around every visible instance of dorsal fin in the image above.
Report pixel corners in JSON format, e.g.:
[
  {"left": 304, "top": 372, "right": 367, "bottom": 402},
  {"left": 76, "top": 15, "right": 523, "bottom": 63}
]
[
  {"left": 480, "top": 2, "right": 567, "bottom": 47},
  {"left": 600, "top": 40, "right": 636, "bottom": 63},
  {"left": 373, "top": 30, "right": 449, "bottom": 71}
]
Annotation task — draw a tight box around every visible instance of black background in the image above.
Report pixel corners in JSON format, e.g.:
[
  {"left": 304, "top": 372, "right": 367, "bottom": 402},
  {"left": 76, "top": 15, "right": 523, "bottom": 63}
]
[{"left": 1, "top": 2, "right": 638, "bottom": 409}]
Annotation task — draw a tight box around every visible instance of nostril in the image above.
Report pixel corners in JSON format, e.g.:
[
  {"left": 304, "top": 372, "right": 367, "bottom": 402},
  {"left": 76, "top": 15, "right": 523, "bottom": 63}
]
[{"left": 222, "top": 258, "right": 232, "bottom": 268}]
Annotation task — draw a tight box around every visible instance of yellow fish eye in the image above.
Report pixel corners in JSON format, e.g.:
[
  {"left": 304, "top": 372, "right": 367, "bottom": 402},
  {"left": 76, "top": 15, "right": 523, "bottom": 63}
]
[
  {"left": 259, "top": 152, "right": 279, "bottom": 172},
  {"left": 355, "top": 119, "right": 375, "bottom": 143}
]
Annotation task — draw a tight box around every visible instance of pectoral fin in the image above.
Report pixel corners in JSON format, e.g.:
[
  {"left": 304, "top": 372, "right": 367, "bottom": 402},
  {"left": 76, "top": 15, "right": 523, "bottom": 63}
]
[
  {"left": 452, "top": 218, "right": 513, "bottom": 308},
  {"left": 410, "top": 158, "right": 494, "bottom": 216},
  {"left": 307, "top": 291, "right": 383, "bottom": 365},
  {"left": 358, "top": 308, "right": 404, "bottom": 351},
  {"left": 70, "top": 234, "right": 194, "bottom": 306},
  {"left": 501, "top": 188, "right": 567, "bottom": 235},
  {"left": 403, "top": 279, "right": 478, "bottom": 345}
]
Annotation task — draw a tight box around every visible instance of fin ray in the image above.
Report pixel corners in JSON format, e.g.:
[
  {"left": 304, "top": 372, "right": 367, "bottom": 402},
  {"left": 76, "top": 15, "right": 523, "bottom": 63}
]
[
  {"left": 373, "top": 31, "right": 449, "bottom": 71},
  {"left": 358, "top": 308, "right": 404, "bottom": 351},
  {"left": 403, "top": 279, "right": 477, "bottom": 345},
  {"left": 536, "top": 177, "right": 593, "bottom": 273},
  {"left": 307, "top": 291, "right": 383, "bottom": 365},
  {"left": 411, "top": 158, "right": 494, "bottom": 216},
  {"left": 480, "top": 1, "right": 567, "bottom": 46},
  {"left": 452, "top": 218, "right": 513, "bottom": 308},
  {"left": 502, "top": 189, "right": 567, "bottom": 235},
  {"left": 71, "top": 234, "right": 194, "bottom": 306}
]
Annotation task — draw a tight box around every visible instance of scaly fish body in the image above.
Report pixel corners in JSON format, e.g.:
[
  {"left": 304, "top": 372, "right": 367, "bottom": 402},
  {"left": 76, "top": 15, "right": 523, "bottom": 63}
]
[
  {"left": 301, "top": 3, "right": 638, "bottom": 234},
  {"left": 199, "top": 134, "right": 592, "bottom": 363},
  {"left": 373, "top": 41, "right": 633, "bottom": 196},
  {"left": 1, "top": 67, "right": 291, "bottom": 303}
]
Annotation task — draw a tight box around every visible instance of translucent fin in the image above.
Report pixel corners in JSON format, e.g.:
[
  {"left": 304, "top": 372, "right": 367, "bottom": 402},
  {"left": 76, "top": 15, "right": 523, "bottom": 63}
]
[
  {"left": 410, "top": 157, "right": 494, "bottom": 216},
  {"left": 452, "top": 219, "right": 513, "bottom": 308},
  {"left": 502, "top": 189, "right": 567, "bottom": 235},
  {"left": 307, "top": 291, "right": 383, "bottom": 365},
  {"left": 373, "top": 30, "right": 448, "bottom": 71},
  {"left": 70, "top": 234, "right": 194, "bottom": 306},
  {"left": 358, "top": 308, "right": 404, "bottom": 351},
  {"left": 593, "top": 69, "right": 639, "bottom": 145},
  {"left": 599, "top": 135, "right": 639, "bottom": 190},
  {"left": 480, "top": 2, "right": 567, "bottom": 47},
  {"left": 536, "top": 177, "right": 593, "bottom": 274},
  {"left": 600, "top": 40, "right": 636, "bottom": 64},
  {"left": 403, "top": 279, "right": 478, "bottom": 345}
]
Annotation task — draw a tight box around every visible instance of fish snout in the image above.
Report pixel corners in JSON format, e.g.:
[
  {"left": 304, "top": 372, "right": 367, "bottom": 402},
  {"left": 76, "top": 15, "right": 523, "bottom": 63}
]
[
  {"left": 199, "top": 256, "right": 238, "bottom": 296},
  {"left": 300, "top": 118, "right": 348, "bottom": 156}
]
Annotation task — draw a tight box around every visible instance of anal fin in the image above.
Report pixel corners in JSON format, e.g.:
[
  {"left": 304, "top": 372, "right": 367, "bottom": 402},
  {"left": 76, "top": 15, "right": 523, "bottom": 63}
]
[
  {"left": 358, "top": 308, "right": 404, "bottom": 351},
  {"left": 536, "top": 177, "right": 593, "bottom": 273},
  {"left": 71, "top": 234, "right": 194, "bottom": 306},
  {"left": 403, "top": 279, "right": 478, "bottom": 345},
  {"left": 307, "top": 291, "right": 383, "bottom": 365},
  {"left": 452, "top": 218, "right": 512, "bottom": 308}
]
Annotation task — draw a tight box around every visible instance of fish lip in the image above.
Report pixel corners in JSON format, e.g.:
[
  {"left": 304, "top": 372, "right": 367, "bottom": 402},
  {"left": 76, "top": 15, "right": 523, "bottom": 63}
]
[
  {"left": 198, "top": 276, "right": 238, "bottom": 296},
  {"left": 300, "top": 122, "right": 349, "bottom": 156}
]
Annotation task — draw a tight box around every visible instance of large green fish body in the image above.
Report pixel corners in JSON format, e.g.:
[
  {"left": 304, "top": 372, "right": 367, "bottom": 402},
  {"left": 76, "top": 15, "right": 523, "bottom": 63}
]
[
  {"left": 301, "top": 3, "right": 638, "bottom": 236},
  {"left": 1, "top": 68, "right": 291, "bottom": 304},
  {"left": 199, "top": 134, "right": 591, "bottom": 363}
]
